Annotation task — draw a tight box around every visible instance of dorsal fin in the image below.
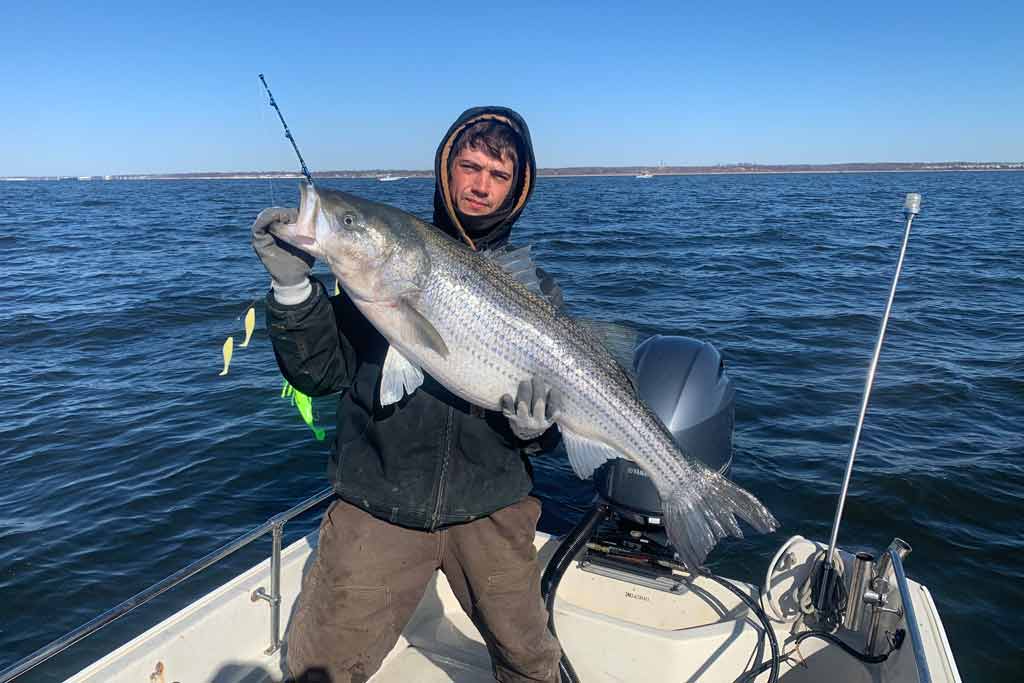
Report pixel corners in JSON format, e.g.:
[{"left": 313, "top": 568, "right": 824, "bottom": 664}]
[
  {"left": 577, "top": 319, "right": 644, "bottom": 391},
  {"left": 487, "top": 244, "right": 543, "bottom": 296}
]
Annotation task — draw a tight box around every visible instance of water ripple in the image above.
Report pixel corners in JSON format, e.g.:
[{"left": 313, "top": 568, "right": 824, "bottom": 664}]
[{"left": 0, "top": 172, "right": 1021, "bottom": 681}]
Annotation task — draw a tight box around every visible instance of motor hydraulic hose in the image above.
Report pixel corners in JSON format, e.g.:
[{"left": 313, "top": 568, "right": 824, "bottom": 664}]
[
  {"left": 540, "top": 503, "right": 610, "bottom": 683},
  {"left": 794, "top": 630, "right": 897, "bottom": 663}
]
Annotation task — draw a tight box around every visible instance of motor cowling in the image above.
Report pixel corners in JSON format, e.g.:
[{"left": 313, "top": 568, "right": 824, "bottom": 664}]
[{"left": 594, "top": 335, "right": 735, "bottom": 521}]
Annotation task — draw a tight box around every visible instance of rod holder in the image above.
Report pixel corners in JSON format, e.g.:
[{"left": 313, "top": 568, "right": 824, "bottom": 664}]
[
  {"left": 867, "top": 539, "right": 912, "bottom": 657},
  {"left": 874, "top": 538, "right": 912, "bottom": 586},
  {"left": 844, "top": 552, "right": 876, "bottom": 632}
]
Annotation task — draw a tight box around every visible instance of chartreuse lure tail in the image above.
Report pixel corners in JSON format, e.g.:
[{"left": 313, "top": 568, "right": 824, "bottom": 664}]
[{"left": 281, "top": 380, "right": 326, "bottom": 441}]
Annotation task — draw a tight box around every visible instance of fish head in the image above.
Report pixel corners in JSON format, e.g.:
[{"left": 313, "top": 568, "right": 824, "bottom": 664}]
[
  {"left": 265, "top": 182, "right": 327, "bottom": 258},
  {"left": 271, "top": 183, "right": 430, "bottom": 302}
]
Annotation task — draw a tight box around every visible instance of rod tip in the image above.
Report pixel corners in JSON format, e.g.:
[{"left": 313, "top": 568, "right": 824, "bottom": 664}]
[{"left": 904, "top": 193, "right": 922, "bottom": 215}]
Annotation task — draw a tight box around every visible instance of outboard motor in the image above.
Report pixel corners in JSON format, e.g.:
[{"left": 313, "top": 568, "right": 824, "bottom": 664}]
[
  {"left": 541, "top": 335, "right": 737, "bottom": 682},
  {"left": 594, "top": 334, "right": 735, "bottom": 525}
]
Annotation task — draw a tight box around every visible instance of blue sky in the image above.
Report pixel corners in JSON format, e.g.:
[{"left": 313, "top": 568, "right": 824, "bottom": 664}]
[{"left": 3, "top": 1, "right": 1021, "bottom": 176}]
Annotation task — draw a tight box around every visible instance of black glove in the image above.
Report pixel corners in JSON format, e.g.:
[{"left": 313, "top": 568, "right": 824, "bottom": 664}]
[
  {"left": 501, "top": 378, "right": 562, "bottom": 440},
  {"left": 251, "top": 207, "right": 315, "bottom": 304}
]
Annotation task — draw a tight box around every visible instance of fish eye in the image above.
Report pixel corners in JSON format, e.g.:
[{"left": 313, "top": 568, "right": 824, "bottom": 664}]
[{"left": 343, "top": 214, "right": 355, "bottom": 226}]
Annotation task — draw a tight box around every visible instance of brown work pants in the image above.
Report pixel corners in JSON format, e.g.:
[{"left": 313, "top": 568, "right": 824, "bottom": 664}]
[{"left": 284, "top": 497, "right": 562, "bottom": 683}]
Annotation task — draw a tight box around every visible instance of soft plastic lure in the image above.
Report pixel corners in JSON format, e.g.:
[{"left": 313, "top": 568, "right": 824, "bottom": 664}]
[
  {"left": 218, "top": 292, "right": 324, "bottom": 437},
  {"left": 241, "top": 307, "right": 256, "bottom": 347},
  {"left": 281, "top": 380, "right": 326, "bottom": 441},
  {"left": 219, "top": 306, "right": 257, "bottom": 375},
  {"left": 219, "top": 336, "right": 234, "bottom": 376}
]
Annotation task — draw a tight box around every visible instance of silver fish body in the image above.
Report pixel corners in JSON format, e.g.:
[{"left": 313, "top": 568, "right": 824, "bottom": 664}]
[{"left": 273, "top": 183, "right": 778, "bottom": 570}]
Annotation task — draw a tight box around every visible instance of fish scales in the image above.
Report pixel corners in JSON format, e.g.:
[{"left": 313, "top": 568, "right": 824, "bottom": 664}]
[
  {"left": 417, "top": 223, "right": 748, "bottom": 547},
  {"left": 272, "top": 185, "right": 778, "bottom": 570}
]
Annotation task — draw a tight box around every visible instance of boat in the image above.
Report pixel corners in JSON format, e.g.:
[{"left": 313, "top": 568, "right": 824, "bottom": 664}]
[
  {"left": 635, "top": 170, "right": 654, "bottom": 179},
  {"left": 4, "top": 505, "right": 953, "bottom": 683},
  {"left": 377, "top": 174, "right": 405, "bottom": 182},
  {"left": 0, "top": 195, "right": 960, "bottom": 683}
]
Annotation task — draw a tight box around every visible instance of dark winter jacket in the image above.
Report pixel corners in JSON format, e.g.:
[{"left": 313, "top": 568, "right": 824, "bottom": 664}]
[{"left": 267, "top": 107, "right": 561, "bottom": 530}]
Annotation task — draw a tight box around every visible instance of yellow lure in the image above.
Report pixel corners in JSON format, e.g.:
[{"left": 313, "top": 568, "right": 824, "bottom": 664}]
[
  {"left": 240, "top": 307, "right": 256, "bottom": 347},
  {"left": 219, "top": 336, "right": 234, "bottom": 376}
]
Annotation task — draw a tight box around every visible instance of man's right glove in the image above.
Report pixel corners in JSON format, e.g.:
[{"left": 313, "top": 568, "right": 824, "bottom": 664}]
[
  {"left": 251, "top": 207, "right": 315, "bottom": 305},
  {"left": 501, "top": 378, "right": 562, "bottom": 441}
]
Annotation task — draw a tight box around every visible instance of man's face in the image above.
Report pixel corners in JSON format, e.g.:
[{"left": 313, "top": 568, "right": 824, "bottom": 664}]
[{"left": 450, "top": 145, "right": 515, "bottom": 217}]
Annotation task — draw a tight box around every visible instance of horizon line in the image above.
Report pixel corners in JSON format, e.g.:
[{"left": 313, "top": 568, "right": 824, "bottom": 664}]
[{"left": 3, "top": 160, "right": 1023, "bottom": 181}]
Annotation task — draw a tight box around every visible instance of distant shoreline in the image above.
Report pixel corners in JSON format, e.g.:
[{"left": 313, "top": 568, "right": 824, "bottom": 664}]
[{"left": 3, "top": 162, "right": 1021, "bottom": 182}]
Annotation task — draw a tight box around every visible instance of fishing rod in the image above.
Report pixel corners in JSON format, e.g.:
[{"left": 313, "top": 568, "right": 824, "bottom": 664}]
[
  {"left": 814, "top": 192, "right": 922, "bottom": 624},
  {"left": 258, "top": 73, "right": 315, "bottom": 186}
]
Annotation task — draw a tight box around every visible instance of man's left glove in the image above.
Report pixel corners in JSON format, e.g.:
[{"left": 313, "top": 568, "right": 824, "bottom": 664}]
[
  {"left": 251, "top": 207, "right": 316, "bottom": 305},
  {"left": 501, "top": 378, "right": 562, "bottom": 441}
]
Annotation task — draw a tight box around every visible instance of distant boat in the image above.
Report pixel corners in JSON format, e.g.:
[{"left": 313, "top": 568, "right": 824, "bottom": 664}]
[
  {"left": 635, "top": 171, "right": 654, "bottom": 179},
  {"left": 377, "top": 174, "right": 405, "bottom": 182}
]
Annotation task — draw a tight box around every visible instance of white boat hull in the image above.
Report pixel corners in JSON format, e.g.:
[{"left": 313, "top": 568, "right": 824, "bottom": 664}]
[{"left": 65, "top": 531, "right": 961, "bottom": 683}]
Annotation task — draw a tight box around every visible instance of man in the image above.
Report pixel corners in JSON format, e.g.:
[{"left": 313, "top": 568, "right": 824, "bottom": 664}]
[{"left": 251, "top": 107, "right": 563, "bottom": 683}]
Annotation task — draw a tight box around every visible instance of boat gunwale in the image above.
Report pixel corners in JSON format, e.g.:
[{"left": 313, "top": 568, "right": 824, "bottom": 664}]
[{"left": 0, "top": 488, "right": 336, "bottom": 683}]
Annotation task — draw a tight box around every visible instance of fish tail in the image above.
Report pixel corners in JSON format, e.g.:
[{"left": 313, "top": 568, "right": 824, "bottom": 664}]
[{"left": 662, "top": 472, "right": 779, "bottom": 572}]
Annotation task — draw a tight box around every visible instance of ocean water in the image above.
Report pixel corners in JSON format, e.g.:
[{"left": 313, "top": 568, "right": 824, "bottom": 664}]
[{"left": 0, "top": 172, "right": 1021, "bottom": 681}]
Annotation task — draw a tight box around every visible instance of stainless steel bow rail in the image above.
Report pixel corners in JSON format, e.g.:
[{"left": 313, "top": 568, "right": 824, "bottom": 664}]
[
  {"left": 0, "top": 487, "right": 336, "bottom": 683},
  {"left": 888, "top": 546, "right": 933, "bottom": 683}
]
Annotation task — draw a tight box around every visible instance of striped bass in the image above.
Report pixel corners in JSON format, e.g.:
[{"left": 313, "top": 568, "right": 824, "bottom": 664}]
[{"left": 272, "top": 183, "right": 778, "bottom": 570}]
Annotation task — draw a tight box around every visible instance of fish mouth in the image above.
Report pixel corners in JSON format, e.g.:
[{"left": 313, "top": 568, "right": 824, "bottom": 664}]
[
  {"left": 268, "top": 182, "right": 321, "bottom": 253},
  {"left": 268, "top": 221, "right": 316, "bottom": 247},
  {"left": 287, "top": 234, "right": 317, "bottom": 247}
]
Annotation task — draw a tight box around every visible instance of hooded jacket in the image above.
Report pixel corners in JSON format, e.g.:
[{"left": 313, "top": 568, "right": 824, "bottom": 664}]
[{"left": 266, "top": 106, "right": 559, "bottom": 530}]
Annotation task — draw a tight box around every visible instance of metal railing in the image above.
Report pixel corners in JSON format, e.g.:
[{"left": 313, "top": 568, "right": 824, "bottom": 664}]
[
  {"left": 889, "top": 547, "right": 933, "bottom": 683},
  {"left": 0, "top": 487, "right": 335, "bottom": 683}
]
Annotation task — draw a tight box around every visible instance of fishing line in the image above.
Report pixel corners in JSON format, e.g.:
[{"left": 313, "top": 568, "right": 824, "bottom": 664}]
[
  {"left": 221, "top": 72, "right": 326, "bottom": 440},
  {"left": 257, "top": 77, "right": 277, "bottom": 206}
]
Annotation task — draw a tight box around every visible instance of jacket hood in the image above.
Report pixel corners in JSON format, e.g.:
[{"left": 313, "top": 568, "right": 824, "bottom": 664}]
[{"left": 432, "top": 106, "right": 537, "bottom": 251}]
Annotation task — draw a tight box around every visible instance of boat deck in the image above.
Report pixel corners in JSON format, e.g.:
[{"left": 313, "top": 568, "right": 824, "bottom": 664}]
[{"left": 62, "top": 531, "right": 959, "bottom": 683}]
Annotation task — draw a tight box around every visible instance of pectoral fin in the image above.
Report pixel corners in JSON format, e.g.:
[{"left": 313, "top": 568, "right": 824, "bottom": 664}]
[
  {"left": 380, "top": 345, "right": 425, "bottom": 406},
  {"left": 561, "top": 428, "right": 625, "bottom": 480},
  {"left": 397, "top": 298, "right": 449, "bottom": 359}
]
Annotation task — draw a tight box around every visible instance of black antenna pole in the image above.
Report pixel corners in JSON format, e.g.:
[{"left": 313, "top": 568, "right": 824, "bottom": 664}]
[{"left": 258, "top": 73, "right": 315, "bottom": 186}]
